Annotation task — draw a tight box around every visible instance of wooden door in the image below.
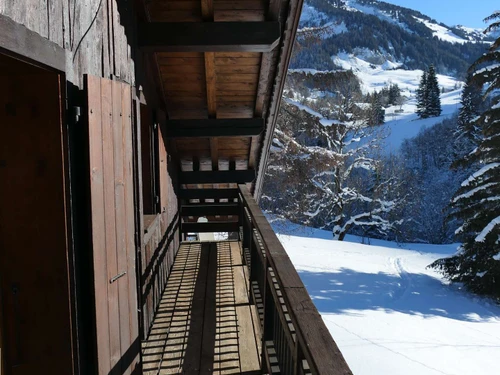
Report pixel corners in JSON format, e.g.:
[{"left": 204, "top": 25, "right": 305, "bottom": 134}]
[
  {"left": 85, "top": 75, "right": 140, "bottom": 375},
  {"left": 0, "top": 59, "right": 73, "bottom": 374}
]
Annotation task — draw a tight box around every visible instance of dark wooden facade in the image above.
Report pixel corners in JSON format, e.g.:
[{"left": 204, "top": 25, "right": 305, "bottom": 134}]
[{"left": 0, "top": 0, "right": 352, "bottom": 374}]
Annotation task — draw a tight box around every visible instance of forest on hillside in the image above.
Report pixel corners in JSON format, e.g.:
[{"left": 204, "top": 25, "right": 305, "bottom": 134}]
[{"left": 263, "top": 11, "right": 500, "bottom": 298}]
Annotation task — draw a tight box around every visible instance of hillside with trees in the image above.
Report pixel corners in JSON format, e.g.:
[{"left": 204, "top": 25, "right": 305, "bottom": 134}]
[{"left": 263, "top": 4, "right": 500, "bottom": 299}]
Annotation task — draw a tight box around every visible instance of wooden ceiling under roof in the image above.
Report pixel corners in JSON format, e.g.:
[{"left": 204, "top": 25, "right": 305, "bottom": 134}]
[{"left": 138, "top": 0, "right": 303, "bottom": 198}]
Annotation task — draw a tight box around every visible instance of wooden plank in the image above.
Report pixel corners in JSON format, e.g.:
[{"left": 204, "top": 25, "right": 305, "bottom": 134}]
[
  {"left": 217, "top": 107, "right": 255, "bottom": 119},
  {"left": 138, "top": 22, "right": 281, "bottom": 52},
  {"left": 205, "top": 52, "right": 217, "bottom": 116},
  {"left": 112, "top": 80, "right": 131, "bottom": 375},
  {"left": 158, "top": 57, "right": 206, "bottom": 66},
  {"left": 215, "top": 56, "right": 261, "bottom": 65},
  {"left": 163, "top": 81, "right": 207, "bottom": 92},
  {"left": 150, "top": 0, "right": 200, "bottom": 11},
  {"left": 122, "top": 82, "right": 140, "bottom": 372},
  {"left": 166, "top": 118, "right": 263, "bottom": 138},
  {"left": 215, "top": 9, "right": 266, "bottom": 22},
  {"left": 213, "top": 242, "right": 240, "bottom": 373},
  {"left": 181, "top": 222, "right": 240, "bottom": 233},
  {"left": 199, "top": 243, "right": 218, "bottom": 374},
  {"left": 236, "top": 305, "right": 261, "bottom": 373},
  {"left": 179, "top": 242, "right": 209, "bottom": 373},
  {"left": 217, "top": 74, "right": 259, "bottom": 83},
  {"left": 180, "top": 170, "right": 256, "bottom": 184},
  {"left": 210, "top": 138, "right": 219, "bottom": 170},
  {"left": 149, "top": 9, "right": 203, "bottom": 22},
  {"left": 217, "top": 82, "right": 258, "bottom": 91},
  {"left": 178, "top": 188, "right": 239, "bottom": 200},
  {"left": 101, "top": 77, "right": 122, "bottom": 372},
  {"left": 218, "top": 95, "right": 257, "bottom": 103},
  {"left": 181, "top": 203, "right": 239, "bottom": 216},
  {"left": 215, "top": 65, "right": 261, "bottom": 74},
  {"left": 201, "top": 0, "right": 213, "bottom": 19},
  {"left": 214, "top": 0, "right": 266, "bottom": 10},
  {"left": 86, "top": 75, "right": 112, "bottom": 374}
]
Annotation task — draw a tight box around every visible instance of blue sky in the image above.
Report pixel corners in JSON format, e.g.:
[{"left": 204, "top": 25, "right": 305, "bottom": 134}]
[{"left": 383, "top": 0, "right": 498, "bottom": 28}]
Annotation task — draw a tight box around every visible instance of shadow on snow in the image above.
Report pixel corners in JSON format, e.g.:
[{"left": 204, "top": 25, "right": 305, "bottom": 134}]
[{"left": 299, "top": 267, "right": 500, "bottom": 322}]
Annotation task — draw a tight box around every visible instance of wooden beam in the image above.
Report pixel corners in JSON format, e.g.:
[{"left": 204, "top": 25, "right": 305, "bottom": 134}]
[
  {"left": 182, "top": 221, "right": 240, "bottom": 233},
  {"left": 210, "top": 138, "right": 219, "bottom": 170},
  {"left": 166, "top": 118, "right": 264, "bottom": 138},
  {"left": 254, "top": 0, "right": 305, "bottom": 201},
  {"left": 138, "top": 22, "right": 281, "bottom": 52},
  {"left": 205, "top": 52, "right": 217, "bottom": 116},
  {"left": 181, "top": 203, "right": 239, "bottom": 216},
  {"left": 178, "top": 188, "right": 239, "bottom": 200},
  {"left": 180, "top": 170, "right": 256, "bottom": 184},
  {"left": 0, "top": 13, "right": 66, "bottom": 72},
  {"left": 201, "top": 0, "right": 214, "bottom": 19}
]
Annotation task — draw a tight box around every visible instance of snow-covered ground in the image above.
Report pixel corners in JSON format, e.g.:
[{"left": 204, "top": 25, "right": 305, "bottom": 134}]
[
  {"left": 413, "top": 17, "right": 470, "bottom": 45},
  {"left": 331, "top": 52, "right": 462, "bottom": 151},
  {"left": 383, "top": 89, "right": 461, "bottom": 153},
  {"left": 271, "top": 221, "right": 500, "bottom": 375}
]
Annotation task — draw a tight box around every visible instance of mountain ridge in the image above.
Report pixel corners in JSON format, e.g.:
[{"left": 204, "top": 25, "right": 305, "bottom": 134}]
[{"left": 292, "top": 0, "right": 493, "bottom": 77}]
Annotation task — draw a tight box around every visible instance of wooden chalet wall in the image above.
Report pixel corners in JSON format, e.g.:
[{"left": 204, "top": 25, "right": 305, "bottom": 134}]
[
  {"left": 0, "top": 0, "right": 134, "bottom": 87},
  {"left": 0, "top": 1, "right": 180, "bottom": 374}
]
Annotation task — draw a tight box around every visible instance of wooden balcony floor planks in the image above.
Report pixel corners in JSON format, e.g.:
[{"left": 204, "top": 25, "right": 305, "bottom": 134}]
[{"left": 142, "top": 241, "right": 261, "bottom": 375}]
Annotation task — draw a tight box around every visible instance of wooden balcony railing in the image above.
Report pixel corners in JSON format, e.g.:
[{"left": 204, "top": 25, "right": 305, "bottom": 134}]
[{"left": 238, "top": 185, "right": 353, "bottom": 375}]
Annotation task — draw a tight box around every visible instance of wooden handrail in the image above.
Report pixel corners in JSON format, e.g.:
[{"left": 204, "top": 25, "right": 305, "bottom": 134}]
[{"left": 238, "top": 185, "right": 353, "bottom": 375}]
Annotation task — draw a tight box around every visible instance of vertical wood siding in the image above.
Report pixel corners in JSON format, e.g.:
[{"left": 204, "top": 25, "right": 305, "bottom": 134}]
[
  {"left": 140, "top": 123, "right": 179, "bottom": 337},
  {"left": 0, "top": 0, "right": 135, "bottom": 87},
  {"left": 86, "top": 75, "right": 139, "bottom": 375}
]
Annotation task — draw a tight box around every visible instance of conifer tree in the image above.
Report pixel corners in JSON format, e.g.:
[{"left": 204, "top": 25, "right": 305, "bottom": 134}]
[
  {"left": 456, "top": 74, "right": 483, "bottom": 147},
  {"left": 416, "top": 71, "right": 428, "bottom": 118},
  {"left": 367, "top": 92, "right": 385, "bottom": 126},
  {"left": 426, "top": 65, "right": 442, "bottom": 117},
  {"left": 416, "top": 66, "right": 442, "bottom": 118},
  {"left": 431, "top": 12, "right": 500, "bottom": 299}
]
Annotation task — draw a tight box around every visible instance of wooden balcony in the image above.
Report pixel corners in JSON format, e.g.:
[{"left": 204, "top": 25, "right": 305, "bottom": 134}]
[{"left": 141, "top": 185, "right": 352, "bottom": 375}]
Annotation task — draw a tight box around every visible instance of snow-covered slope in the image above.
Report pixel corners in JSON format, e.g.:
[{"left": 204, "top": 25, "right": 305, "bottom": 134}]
[
  {"left": 271, "top": 221, "right": 500, "bottom": 375},
  {"left": 334, "top": 51, "right": 462, "bottom": 151},
  {"left": 413, "top": 17, "right": 470, "bottom": 44},
  {"left": 289, "top": 52, "right": 463, "bottom": 151}
]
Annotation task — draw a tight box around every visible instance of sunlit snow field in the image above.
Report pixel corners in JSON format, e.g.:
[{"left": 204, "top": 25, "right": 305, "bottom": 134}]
[{"left": 270, "top": 220, "right": 500, "bottom": 375}]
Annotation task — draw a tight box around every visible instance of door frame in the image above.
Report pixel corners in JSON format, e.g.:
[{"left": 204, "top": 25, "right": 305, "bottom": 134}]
[{"left": 0, "top": 14, "right": 80, "bottom": 375}]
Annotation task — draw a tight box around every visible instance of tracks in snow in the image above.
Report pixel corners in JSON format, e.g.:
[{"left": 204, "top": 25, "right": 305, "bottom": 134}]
[{"left": 389, "top": 257, "right": 412, "bottom": 302}]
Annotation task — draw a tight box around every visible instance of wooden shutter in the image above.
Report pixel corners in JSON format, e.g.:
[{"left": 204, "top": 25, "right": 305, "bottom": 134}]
[{"left": 85, "top": 75, "right": 139, "bottom": 375}]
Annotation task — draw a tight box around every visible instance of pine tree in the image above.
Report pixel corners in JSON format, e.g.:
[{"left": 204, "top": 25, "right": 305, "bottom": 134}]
[
  {"left": 367, "top": 92, "right": 385, "bottom": 126},
  {"left": 456, "top": 74, "right": 483, "bottom": 147},
  {"left": 431, "top": 12, "right": 500, "bottom": 299},
  {"left": 426, "top": 65, "right": 442, "bottom": 117},
  {"left": 416, "top": 66, "right": 442, "bottom": 118},
  {"left": 416, "top": 71, "right": 428, "bottom": 118}
]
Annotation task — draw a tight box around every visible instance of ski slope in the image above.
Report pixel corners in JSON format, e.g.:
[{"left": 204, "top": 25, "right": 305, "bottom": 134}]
[{"left": 272, "top": 222, "right": 500, "bottom": 375}]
